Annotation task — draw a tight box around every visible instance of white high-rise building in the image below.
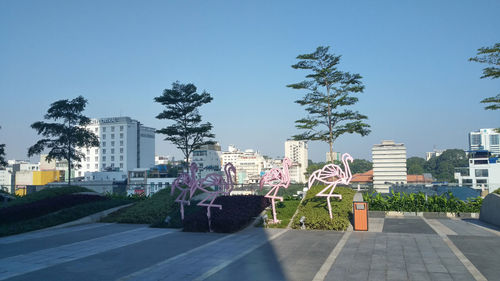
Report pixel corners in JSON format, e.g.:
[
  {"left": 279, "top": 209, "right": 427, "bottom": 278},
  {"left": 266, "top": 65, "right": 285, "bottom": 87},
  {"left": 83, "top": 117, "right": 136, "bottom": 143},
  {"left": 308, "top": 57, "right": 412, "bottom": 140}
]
[
  {"left": 372, "top": 140, "right": 407, "bottom": 193},
  {"left": 326, "top": 151, "right": 342, "bottom": 163},
  {"left": 221, "top": 146, "right": 265, "bottom": 184},
  {"left": 76, "top": 117, "right": 155, "bottom": 177},
  {"left": 285, "top": 140, "right": 308, "bottom": 183},
  {"left": 191, "top": 143, "right": 222, "bottom": 179},
  {"left": 469, "top": 128, "right": 500, "bottom": 155}
]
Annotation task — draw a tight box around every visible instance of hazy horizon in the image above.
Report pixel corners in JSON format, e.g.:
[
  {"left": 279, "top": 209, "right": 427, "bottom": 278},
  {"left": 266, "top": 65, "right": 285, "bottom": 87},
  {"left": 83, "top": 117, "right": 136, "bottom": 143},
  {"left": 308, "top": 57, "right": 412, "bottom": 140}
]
[{"left": 1, "top": 0, "right": 498, "bottom": 163}]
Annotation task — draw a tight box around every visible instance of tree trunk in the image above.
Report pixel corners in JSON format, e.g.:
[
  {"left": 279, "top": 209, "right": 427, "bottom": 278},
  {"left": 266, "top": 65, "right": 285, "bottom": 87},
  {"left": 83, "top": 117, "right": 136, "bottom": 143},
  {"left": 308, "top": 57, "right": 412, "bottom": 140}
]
[{"left": 67, "top": 155, "right": 71, "bottom": 186}]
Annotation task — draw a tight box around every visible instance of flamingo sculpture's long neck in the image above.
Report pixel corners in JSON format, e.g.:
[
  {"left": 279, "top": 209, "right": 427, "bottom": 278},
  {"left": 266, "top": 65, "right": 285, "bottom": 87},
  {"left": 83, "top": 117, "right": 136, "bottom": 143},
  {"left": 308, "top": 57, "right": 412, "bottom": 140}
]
[
  {"left": 224, "top": 165, "right": 234, "bottom": 192},
  {"left": 342, "top": 155, "right": 352, "bottom": 182},
  {"left": 282, "top": 159, "right": 291, "bottom": 185}
]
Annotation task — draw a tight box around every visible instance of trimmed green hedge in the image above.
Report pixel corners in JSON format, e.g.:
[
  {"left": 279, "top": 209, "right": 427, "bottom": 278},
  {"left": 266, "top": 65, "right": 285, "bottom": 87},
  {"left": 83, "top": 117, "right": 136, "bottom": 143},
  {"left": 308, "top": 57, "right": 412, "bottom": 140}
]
[
  {"left": 363, "top": 192, "right": 482, "bottom": 213},
  {"left": 1, "top": 186, "right": 92, "bottom": 209},
  {"left": 291, "top": 186, "right": 355, "bottom": 231},
  {"left": 101, "top": 188, "right": 182, "bottom": 226},
  {"left": 0, "top": 199, "right": 131, "bottom": 237},
  {"left": 265, "top": 199, "right": 301, "bottom": 228}
]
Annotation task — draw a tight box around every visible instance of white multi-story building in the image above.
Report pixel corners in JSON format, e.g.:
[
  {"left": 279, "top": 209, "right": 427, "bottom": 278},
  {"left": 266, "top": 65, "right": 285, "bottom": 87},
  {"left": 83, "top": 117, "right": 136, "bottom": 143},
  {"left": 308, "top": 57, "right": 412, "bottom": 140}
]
[
  {"left": 191, "top": 143, "right": 222, "bottom": 179},
  {"left": 326, "top": 151, "right": 342, "bottom": 163},
  {"left": 455, "top": 151, "right": 500, "bottom": 193},
  {"left": 372, "top": 140, "right": 407, "bottom": 193},
  {"left": 469, "top": 128, "right": 500, "bottom": 155},
  {"left": 76, "top": 117, "right": 155, "bottom": 177},
  {"left": 285, "top": 140, "right": 308, "bottom": 183},
  {"left": 221, "top": 146, "right": 265, "bottom": 184},
  {"left": 425, "top": 149, "right": 444, "bottom": 161}
]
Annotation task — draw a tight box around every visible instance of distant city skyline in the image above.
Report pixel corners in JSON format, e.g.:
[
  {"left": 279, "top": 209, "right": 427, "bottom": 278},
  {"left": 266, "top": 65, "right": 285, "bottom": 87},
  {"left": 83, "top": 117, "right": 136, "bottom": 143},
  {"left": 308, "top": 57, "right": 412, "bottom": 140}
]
[{"left": 1, "top": 0, "right": 498, "bottom": 162}]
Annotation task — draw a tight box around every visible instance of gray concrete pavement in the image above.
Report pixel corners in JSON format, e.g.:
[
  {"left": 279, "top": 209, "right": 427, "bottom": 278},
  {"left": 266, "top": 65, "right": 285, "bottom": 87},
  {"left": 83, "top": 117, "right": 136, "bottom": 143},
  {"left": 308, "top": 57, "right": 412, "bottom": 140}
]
[{"left": 0, "top": 217, "right": 499, "bottom": 281}]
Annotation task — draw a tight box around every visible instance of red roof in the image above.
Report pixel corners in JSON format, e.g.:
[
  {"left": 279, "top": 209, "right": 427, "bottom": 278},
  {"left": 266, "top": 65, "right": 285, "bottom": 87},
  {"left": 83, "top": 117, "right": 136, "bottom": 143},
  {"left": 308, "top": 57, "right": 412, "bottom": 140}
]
[{"left": 351, "top": 170, "right": 373, "bottom": 183}]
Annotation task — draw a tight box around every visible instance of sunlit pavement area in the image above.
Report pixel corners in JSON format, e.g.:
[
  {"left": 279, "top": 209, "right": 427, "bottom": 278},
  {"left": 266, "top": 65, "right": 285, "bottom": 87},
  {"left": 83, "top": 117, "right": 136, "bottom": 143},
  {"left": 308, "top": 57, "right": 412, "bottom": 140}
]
[{"left": 1, "top": 218, "right": 499, "bottom": 281}]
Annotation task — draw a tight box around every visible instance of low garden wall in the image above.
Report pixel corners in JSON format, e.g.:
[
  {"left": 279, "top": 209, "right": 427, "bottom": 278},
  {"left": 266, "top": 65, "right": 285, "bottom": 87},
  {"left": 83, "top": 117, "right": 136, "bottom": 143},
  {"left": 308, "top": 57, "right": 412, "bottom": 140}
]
[{"left": 479, "top": 193, "right": 500, "bottom": 227}]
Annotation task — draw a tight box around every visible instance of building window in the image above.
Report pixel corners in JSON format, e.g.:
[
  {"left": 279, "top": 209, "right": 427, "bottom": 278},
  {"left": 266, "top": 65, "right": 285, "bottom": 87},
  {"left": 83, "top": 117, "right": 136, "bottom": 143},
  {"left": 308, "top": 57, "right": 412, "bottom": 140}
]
[
  {"left": 103, "top": 127, "right": 106, "bottom": 132},
  {"left": 475, "top": 169, "right": 488, "bottom": 177},
  {"left": 103, "top": 141, "right": 106, "bottom": 147},
  {"left": 111, "top": 149, "right": 115, "bottom": 154},
  {"left": 120, "top": 155, "right": 123, "bottom": 161},
  {"left": 111, "top": 156, "right": 115, "bottom": 161},
  {"left": 120, "top": 126, "right": 124, "bottom": 131},
  {"left": 95, "top": 149, "right": 99, "bottom": 154},
  {"left": 120, "top": 148, "right": 124, "bottom": 153},
  {"left": 95, "top": 156, "right": 98, "bottom": 161},
  {"left": 103, "top": 156, "right": 106, "bottom": 162},
  {"left": 111, "top": 134, "right": 115, "bottom": 139},
  {"left": 120, "top": 141, "right": 124, "bottom": 146},
  {"left": 94, "top": 128, "right": 98, "bottom": 133},
  {"left": 86, "top": 157, "right": 90, "bottom": 162},
  {"left": 471, "top": 134, "right": 481, "bottom": 146},
  {"left": 87, "top": 164, "right": 90, "bottom": 169},
  {"left": 111, "top": 141, "right": 115, "bottom": 146},
  {"left": 111, "top": 126, "right": 115, "bottom": 132},
  {"left": 491, "top": 135, "right": 500, "bottom": 145},
  {"left": 120, "top": 163, "right": 123, "bottom": 168},
  {"left": 120, "top": 133, "right": 123, "bottom": 139},
  {"left": 103, "top": 163, "right": 106, "bottom": 168},
  {"left": 87, "top": 149, "right": 90, "bottom": 154},
  {"left": 103, "top": 149, "right": 106, "bottom": 154},
  {"left": 111, "top": 163, "right": 115, "bottom": 168},
  {"left": 102, "top": 134, "right": 106, "bottom": 140},
  {"left": 95, "top": 164, "right": 98, "bottom": 169}
]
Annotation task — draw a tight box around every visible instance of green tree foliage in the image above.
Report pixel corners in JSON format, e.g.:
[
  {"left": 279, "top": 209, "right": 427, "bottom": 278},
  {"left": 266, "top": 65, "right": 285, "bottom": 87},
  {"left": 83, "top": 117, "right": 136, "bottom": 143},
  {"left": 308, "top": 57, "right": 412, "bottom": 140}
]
[
  {"left": 349, "top": 159, "right": 372, "bottom": 174},
  {"left": 287, "top": 46, "right": 370, "bottom": 163},
  {"left": 0, "top": 126, "right": 6, "bottom": 168},
  {"left": 423, "top": 149, "right": 468, "bottom": 182},
  {"left": 407, "top": 157, "right": 426, "bottom": 175},
  {"left": 155, "top": 81, "right": 215, "bottom": 168},
  {"left": 469, "top": 43, "right": 500, "bottom": 111},
  {"left": 28, "top": 96, "right": 99, "bottom": 185}
]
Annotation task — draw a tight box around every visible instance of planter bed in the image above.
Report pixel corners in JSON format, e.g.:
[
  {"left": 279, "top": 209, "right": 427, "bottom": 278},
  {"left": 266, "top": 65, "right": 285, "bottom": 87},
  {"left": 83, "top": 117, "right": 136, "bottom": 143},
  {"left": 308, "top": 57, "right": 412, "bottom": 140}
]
[
  {"left": 182, "top": 195, "right": 270, "bottom": 233},
  {"left": 0, "top": 194, "right": 106, "bottom": 225}
]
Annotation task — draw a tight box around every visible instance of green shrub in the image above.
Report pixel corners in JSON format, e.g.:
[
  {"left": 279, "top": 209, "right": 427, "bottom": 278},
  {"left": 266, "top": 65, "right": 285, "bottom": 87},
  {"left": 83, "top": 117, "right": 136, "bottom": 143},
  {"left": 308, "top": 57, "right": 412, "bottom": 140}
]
[
  {"left": 1, "top": 185, "right": 92, "bottom": 209},
  {"left": 493, "top": 188, "right": 500, "bottom": 195},
  {"left": 291, "top": 185, "right": 355, "bottom": 231},
  {"left": 101, "top": 188, "right": 181, "bottom": 225},
  {"left": 0, "top": 198, "right": 131, "bottom": 237},
  {"left": 265, "top": 199, "right": 301, "bottom": 228},
  {"left": 363, "top": 192, "right": 483, "bottom": 213}
]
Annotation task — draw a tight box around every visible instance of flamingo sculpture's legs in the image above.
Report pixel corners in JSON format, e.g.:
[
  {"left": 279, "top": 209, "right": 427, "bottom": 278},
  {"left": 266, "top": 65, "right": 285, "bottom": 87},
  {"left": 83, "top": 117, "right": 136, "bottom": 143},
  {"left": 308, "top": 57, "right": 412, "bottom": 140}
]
[
  {"left": 265, "top": 186, "right": 283, "bottom": 224},
  {"left": 196, "top": 189, "right": 222, "bottom": 231},
  {"left": 316, "top": 183, "right": 342, "bottom": 219}
]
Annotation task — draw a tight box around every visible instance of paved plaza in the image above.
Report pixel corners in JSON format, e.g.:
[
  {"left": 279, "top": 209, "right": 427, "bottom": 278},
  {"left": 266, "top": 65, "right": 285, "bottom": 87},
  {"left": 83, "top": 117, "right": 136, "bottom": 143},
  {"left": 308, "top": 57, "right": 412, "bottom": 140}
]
[{"left": 0, "top": 217, "right": 499, "bottom": 281}]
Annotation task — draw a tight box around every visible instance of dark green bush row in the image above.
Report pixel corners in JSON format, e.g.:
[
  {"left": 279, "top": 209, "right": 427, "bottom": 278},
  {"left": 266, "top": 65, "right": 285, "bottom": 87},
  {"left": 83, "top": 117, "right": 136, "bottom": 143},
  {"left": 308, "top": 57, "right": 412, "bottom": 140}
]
[
  {"left": 265, "top": 200, "right": 301, "bottom": 228},
  {"left": 0, "top": 199, "right": 131, "bottom": 237},
  {"left": 291, "top": 186, "right": 355, "bottom": 231},
  {"left": 1, "top": 185, "right": 92, "bottom": 209},
  {"left": 101, "top": 188, "right": 181, "bottom": 225},
  {"left": 183, "top": 195, "right": 270, "bottom": 233},
  {"left": 363, "top": 192, "right": 482, "bottom": 213}
]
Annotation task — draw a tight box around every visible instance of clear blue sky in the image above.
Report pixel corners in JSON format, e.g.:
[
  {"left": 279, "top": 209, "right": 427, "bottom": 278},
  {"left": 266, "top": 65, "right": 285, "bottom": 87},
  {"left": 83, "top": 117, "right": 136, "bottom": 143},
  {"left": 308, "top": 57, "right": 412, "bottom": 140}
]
[{"left": 0, "top": 0, "right": 498, "bottom": 162}]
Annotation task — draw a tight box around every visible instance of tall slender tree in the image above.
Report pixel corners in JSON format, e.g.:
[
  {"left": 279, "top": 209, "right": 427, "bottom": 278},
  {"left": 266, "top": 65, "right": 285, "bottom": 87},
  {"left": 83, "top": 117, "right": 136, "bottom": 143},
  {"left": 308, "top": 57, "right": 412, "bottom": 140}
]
[
  {"left": 155, "top": 81, "right": 215, "bottom": 170},
  {"left": 0, "top": 126, "right": 7, "bottom": 168},
  {"left": 287, "top": 46, "right": 370, "bottom": 163},
  {"left": 469, "top": 43, "right": 500, "bottom": 111},
  {"left": 28, "top": 96, "right": 99, "bottom": 185}
]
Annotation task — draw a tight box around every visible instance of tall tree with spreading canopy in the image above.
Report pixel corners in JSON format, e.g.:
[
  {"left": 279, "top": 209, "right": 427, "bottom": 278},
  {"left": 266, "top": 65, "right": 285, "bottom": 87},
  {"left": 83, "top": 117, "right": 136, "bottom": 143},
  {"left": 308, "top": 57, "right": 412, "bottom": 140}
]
[
  {"left": 155, "top": 81, "right": 215, "bottom": 169},
  {"left": 0, "top": 126, "right": 7, "bottom": 168},
  {"left": 287, "top": 46, "right": 370, "bottom": 163},
  {"left": 28, "top": 96, "right": 99, "bottom": 185},
  {"left": 469, "top": 43, "right": 500, "bottom": 111}
]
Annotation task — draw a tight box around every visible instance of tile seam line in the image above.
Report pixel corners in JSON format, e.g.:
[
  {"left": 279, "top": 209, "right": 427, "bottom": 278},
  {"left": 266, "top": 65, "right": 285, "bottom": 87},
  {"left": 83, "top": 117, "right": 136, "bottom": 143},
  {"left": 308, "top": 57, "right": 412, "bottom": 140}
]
[
  {"left": 421, "top": 217, "right": 487, "bottom": 281},
  {"left": 312, "top": 231, "right": 352, "bottom": 281},
  {"left": 0, "top": 223, "right": 115, "bottom": 244},
  {"left": 117, "top": 232, "right": 238, "bottom": 281},
  {"left": 462, "top": 219, "right": 500, "bottom": 237},
  {"left": 192, "top": 229, "right": 289, "bottom": 281}
]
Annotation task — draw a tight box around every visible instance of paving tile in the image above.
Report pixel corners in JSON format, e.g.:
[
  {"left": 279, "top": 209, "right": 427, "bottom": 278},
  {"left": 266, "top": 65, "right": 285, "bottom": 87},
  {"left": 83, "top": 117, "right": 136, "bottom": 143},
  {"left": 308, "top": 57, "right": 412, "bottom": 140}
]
[
  {"left": 428, "top": 272, "right": 453, "bottom": 281},
  {"left": 408, "top": 271, "right": 432, "bottom": 281}
]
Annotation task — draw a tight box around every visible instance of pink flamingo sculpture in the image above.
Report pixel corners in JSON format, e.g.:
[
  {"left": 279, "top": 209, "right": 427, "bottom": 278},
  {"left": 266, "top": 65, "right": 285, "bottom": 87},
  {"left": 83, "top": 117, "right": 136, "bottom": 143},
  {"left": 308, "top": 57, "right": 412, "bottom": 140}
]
[
  {"left": 196, "top": 163, "right": 236, "bottom": 230},
  {"left": 171, "top": 163, "right": 199, "bottom": 220},
  {"left": 259, "top": 157, "right": 292, "bottom": 224},
  {"left": 308, "top": 153, "right": 353, "bottom": 219}
]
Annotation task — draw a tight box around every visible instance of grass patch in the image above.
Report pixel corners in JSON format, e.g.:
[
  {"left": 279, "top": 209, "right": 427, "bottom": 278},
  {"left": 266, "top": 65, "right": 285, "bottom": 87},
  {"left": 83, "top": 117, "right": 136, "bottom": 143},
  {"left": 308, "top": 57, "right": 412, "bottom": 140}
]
[
  {"left": 265, "top": 199, "right": 301, "bottom": 228},
  {"left": 1, "top": 185, "right": 92, "bottom": 209},
  {"left": 0, "top": 198, "right": 132, "bottom": 237},
  {"left": 291, "top": 185, "right": 355, "bottom": 231},
  {"left": 101, "top": 188, "right": 182, "bottom": 226}
]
